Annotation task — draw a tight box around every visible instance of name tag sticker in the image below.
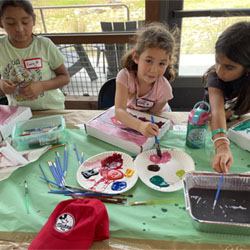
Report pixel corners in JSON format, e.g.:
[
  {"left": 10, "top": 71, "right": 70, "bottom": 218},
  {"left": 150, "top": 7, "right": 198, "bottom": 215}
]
[
  {"left": 136, "top": 98, "right": 154, "bottom": 108},
  {"left": 23, "top": 58, "right": 43, "bottom": 69}
]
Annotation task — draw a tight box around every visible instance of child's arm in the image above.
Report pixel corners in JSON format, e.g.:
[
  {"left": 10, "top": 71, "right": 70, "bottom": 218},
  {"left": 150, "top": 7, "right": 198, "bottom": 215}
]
[
  {"left": 18, "top": 64, "right": 70, "bottom": 100},
  {"left": 209, "top": 87, "right": 233, "bottom": 173},
  {"left": 115, "top": 81, "right": 159, "bottom": 137}
]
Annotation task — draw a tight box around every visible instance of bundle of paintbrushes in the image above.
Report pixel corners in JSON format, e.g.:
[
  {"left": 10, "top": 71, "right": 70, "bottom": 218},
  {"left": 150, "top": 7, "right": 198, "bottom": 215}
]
[
  {"left": 39, "top": 144, "right": 69, "bottom": 189},
  {"left": 49, "top": 189, "right": 128, "bottom": 205}
]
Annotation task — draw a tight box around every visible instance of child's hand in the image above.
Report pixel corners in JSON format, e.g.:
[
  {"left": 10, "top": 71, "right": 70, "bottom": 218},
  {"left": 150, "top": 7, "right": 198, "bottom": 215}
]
[
  {"left": 0, "top": 79, "right": 16, "bottom": 94},
  {"left": 18, "top": 81, "right": 43, "bottom": 100},
  {"left": 213, "top": 144, "right": 233, "bottom": 173},
  {"left": 139, "top": 121, "right": 159, "bottom": 137}
]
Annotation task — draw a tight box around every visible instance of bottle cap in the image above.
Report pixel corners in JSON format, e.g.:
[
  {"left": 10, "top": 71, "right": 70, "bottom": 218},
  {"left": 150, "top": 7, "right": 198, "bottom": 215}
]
[{"left": 188, "top": 101, "right": 210, "bottom": 125}]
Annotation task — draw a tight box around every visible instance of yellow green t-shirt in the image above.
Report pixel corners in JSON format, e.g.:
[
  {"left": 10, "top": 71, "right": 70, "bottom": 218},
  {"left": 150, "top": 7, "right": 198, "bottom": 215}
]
[{"left": 0, "top": 35, "right": 66, "bottom": 110}]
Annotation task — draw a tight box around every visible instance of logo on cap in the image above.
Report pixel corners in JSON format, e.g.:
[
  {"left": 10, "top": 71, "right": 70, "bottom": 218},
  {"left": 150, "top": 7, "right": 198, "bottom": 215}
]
[{"left": 55, "top": 213, "right": 75, "bottom": 232}]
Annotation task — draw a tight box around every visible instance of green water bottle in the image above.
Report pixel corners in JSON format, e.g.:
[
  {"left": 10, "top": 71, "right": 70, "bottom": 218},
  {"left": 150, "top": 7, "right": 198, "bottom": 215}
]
[{"left": 186, "top": 101, "right": 210, "bottom": 149}]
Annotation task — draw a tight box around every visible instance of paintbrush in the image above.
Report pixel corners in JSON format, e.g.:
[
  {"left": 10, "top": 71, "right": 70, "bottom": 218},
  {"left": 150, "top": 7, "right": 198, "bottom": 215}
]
[
  {"left": 64, "top": 185, "right": 133, "bottom": 197},
  {"left": 74, "top": 144, "right": 81, "bottom": 165},
  {"left": 211, "top": 173, "right": 224, "bottom": 214},
  {"left": 39, "top": 164, "right": 52, "bottom": 190},
  {"left": 151, "top": 115, "right": 162, "bottom": 158},
  {"left": 130, "top": 198, "right": 181, "bottom": 206},
  {"left": 71, "top": 195, "right": 124, "bottom": 205},
  {"left": 49, "top": 143, "right": 67, "bottom": 150},
  {"left": 24, "top": 180, "right": 29, "bottom": 214}
]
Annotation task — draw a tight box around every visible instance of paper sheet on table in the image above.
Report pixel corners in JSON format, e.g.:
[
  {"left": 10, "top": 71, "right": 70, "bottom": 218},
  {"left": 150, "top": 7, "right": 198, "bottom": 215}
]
[{"left": 0, "top": 141, "right": 50, "bottom": 181}]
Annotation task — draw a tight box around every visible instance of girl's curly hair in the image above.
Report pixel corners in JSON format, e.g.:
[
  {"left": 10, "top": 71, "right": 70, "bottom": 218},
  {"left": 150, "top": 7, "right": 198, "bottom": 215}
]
[{"left": 120, "top": 22, "right": 179, "bottom": 83}]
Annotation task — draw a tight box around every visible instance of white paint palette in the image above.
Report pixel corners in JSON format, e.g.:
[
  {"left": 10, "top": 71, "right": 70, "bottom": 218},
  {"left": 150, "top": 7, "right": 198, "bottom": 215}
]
[
  {"left": 134, "top": 149, "right": 195, "bottom": 192},
  {"left": 76, "top": 151, "right": 138, "bottom": 194}
]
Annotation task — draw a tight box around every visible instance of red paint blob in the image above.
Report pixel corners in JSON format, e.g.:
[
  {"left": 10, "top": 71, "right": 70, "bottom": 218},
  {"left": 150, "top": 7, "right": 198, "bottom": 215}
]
[
  {"left": 107, "top": 169, "right": 124, "bottom": 180},
  {"left": 101, "top": 153, "right": 123, "bottom": 169}
]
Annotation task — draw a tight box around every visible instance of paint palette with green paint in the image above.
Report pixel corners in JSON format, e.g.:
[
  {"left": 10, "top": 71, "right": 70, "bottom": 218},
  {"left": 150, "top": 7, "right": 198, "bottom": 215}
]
[{"left": 134, "top": 148, "right": 195, "bottom": 192}]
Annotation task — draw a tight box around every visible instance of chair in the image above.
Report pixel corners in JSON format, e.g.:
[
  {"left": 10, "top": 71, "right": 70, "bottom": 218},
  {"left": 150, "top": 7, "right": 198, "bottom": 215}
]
[
  {"left": 100, "top": 20, "right": 145, "bottom": 80},
  {"left": 58, "top": 44, "right": 98, "bottom": 82},
  {"left": 98, "top": 78, "right": 116, "bottom": 110}
]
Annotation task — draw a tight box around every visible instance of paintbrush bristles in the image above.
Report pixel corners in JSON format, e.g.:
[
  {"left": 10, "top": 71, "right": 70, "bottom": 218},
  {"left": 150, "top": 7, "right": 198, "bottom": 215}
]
[
  {"left": 210, "top": 200, "right": 217, "bottom": 214},
  {"left": 155, "top": 143, "right": 162, "bottom": 158}
]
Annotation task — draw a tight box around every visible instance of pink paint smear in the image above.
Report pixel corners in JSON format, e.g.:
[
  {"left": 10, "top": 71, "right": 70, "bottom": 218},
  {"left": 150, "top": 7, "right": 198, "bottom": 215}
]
[
  {"left": 88, "top": 120, "right": 148, "bottom": 146},
  {"left": 149, "top": 151, "right": 172, "bottom": 164}
]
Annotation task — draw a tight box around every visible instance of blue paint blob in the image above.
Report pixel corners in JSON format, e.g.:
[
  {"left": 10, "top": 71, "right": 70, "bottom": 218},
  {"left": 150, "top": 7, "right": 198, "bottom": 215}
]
[
  {"left": 111, "top": 181, "right": 127, "bottom": 191},
  {"left": 150, "top": 175, "right": 169, "bottom": 187}
]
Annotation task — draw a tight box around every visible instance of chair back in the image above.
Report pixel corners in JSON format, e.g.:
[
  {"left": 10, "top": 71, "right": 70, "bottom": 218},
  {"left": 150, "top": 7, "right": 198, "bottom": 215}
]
[
  {"left": 98, "top": 78, "right": 116, "bottom": 110},
  {"left": 100, "top": 20, "right": 145, "bottom": 79}
]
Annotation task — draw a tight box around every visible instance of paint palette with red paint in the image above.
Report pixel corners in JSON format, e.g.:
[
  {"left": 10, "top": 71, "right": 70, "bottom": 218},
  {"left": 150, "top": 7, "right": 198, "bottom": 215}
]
[
  {"left": 76, "top": 151, "right": 138, "bottom": 194},
  {"left": 134, "top": 149, "right": 195, "bottom": 192}
]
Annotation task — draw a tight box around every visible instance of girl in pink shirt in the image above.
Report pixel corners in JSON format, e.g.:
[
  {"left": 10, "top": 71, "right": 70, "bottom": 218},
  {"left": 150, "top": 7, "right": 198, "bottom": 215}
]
[{"left": 115, "top": 22, "right": 178, "bottom": 137}]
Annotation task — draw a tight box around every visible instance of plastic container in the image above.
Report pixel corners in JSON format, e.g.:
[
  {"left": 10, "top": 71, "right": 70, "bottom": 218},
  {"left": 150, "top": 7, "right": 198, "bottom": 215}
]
[
  {"left": 186, "top": 101, "right": 210, "bottom": 149},
  {"left": 12, "top": 115, "right": 66, "bottom": 150}
]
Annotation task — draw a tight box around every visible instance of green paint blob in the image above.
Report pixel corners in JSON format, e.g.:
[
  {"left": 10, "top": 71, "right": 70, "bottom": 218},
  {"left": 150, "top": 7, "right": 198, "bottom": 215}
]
[
  {"left": 150, "top": 175, "right": 169, "bottom": 187},
  {"left": 247, "top": 165, "right": 250, "bottom": 168},
  {"left": 161, "top": 208, "right": 168, "bottom": 212},
  {"left": 233, "top": 120, "right": 250, "bottom": 132}
]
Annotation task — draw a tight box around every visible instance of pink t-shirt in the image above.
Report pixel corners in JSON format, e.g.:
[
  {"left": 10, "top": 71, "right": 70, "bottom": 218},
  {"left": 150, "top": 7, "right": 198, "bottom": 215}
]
[{"left": 116, "top": 68, "right": 173, "bottom": 111}]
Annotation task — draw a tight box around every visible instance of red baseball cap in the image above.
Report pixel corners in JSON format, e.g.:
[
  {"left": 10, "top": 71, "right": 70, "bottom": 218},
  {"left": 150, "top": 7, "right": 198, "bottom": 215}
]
[{"left": 28, "top": 199, "right": 109, "bottom": 250}]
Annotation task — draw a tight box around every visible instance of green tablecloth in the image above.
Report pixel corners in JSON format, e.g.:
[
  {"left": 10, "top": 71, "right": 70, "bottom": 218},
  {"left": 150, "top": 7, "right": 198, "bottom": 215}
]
[{"left": 1, "top": 129, "right": 250, "bottom": 246}]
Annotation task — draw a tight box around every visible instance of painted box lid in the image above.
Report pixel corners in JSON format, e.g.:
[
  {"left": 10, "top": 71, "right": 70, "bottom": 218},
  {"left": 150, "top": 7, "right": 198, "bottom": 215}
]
[{"left": 84, "top": 106, "right": 171, "bottom": 154}]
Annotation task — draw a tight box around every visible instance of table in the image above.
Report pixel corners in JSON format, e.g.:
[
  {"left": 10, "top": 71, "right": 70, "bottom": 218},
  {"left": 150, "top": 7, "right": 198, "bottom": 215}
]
[{"left": 1, "top": 110, "right": 250, "bottom": 250}]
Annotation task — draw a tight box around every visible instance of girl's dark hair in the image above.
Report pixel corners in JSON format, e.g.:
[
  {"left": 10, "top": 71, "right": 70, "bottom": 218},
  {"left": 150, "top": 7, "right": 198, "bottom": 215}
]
[
  {"left": 120, "top": 22, "right": 179, "bottom": 83},
  {"left": 0, "top": 0, "right": 34, "bottom": 18},
  {"left": 203, "top": 21, "right": 250, "bottom": 115},
  {"left": 216, "top": 21, "right": 250, "bottom": 68}
]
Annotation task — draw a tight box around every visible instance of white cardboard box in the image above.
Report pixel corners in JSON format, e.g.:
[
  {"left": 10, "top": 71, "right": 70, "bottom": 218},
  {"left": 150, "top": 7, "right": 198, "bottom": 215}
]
[
  {"left": 0, "top": 105, "right": 32, "bottom": 142},
  {"left": 85, "top": 106, "right": 171, "bottom": 154},
  {"left": 228, "top": 118, "right": 250, "bottom": 152}
]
